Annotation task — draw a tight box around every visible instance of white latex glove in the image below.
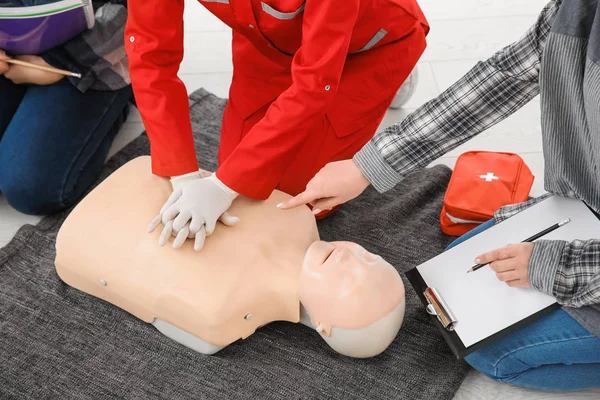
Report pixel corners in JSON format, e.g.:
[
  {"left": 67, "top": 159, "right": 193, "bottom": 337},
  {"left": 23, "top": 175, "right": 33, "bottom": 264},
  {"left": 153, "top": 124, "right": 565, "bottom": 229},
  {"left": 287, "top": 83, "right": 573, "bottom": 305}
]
[{"left": 148, "top": 171, "right": 239, "bottom": 251}]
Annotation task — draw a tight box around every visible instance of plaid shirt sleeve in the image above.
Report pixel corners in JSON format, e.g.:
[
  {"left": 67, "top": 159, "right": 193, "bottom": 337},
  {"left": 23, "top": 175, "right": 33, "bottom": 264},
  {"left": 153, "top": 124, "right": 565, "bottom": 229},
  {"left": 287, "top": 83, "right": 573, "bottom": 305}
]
[
  {"left": 529, "top": 239, "right": 600, "bottom": 308},
  {"left": 40, "top": 1, "right": 130, "bottom": 93},
  {"left": 493, "top": 193, "right": 553, "bottom": 222},
  {"left": 353, "top": 0, "right": 561, "bottom": 193}
]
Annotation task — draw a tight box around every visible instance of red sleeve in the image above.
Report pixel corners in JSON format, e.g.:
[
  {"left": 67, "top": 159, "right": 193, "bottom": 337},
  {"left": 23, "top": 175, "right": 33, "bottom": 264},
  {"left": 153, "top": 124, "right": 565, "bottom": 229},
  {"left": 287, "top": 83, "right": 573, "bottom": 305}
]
[
  {"left": 216, "top": 0, "right": 361, "bottom": 199},
  {"left": 124, "top": 0, "right": 198, "bottom": 177}
]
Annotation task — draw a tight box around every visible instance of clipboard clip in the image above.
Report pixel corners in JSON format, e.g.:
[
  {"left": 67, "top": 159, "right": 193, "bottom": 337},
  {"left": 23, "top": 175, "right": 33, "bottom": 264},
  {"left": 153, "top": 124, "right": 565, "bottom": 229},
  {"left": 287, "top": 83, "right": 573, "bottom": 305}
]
[{"left": 424, "top": 287, "right": 458, "bottom": 331}]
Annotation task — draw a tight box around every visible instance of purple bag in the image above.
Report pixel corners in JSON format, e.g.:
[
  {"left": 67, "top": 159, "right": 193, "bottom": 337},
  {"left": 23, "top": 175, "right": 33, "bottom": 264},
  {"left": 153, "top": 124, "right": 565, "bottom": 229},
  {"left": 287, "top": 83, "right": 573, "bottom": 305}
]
[{"left": 0, "top": 0, "right": 95, "bottom": 55}]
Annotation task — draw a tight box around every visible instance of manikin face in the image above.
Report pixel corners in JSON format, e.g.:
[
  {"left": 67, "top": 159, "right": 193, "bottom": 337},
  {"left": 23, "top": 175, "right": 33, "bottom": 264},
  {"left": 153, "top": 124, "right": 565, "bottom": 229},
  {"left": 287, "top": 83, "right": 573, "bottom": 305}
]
[{"left": 299, "top": 241, "right": 405, "bottom": 336}]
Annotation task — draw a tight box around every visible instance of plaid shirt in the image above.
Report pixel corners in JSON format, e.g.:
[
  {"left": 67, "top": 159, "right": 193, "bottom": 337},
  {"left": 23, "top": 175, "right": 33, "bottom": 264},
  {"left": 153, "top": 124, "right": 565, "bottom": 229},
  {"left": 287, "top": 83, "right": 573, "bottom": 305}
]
[
  {"left": 354, "top": 0, "right": 599, "bottom": 309},
  {"left": 13, "top": 0, "right": 132, "bottom": 92}
]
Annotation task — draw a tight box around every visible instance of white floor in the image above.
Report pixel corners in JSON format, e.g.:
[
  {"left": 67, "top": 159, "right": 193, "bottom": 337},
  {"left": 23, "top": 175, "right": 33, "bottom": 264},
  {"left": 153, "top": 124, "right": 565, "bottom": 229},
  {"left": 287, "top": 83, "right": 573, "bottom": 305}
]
[{"left": 1, "top": 0, "right": 599, "bottom": 398}]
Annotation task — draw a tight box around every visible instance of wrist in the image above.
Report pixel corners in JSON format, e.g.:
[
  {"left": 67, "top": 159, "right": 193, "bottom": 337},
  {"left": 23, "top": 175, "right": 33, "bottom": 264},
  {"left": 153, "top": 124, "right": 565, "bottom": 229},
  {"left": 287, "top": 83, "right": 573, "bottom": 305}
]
[
  {"left": 207, "top": 173, "right": 238, "bottom": 201},
  {"left": 527, "top": 240, "right": 565, "bottom": 295},
  {"left": 352, "top": 141, "right": 401, "bottom": 193},
  {"left": 170, "top": 170, "right": 202, "bottom": 190},
  {"left": 353, "top": 160, "right": 370, "bottom": 189}
]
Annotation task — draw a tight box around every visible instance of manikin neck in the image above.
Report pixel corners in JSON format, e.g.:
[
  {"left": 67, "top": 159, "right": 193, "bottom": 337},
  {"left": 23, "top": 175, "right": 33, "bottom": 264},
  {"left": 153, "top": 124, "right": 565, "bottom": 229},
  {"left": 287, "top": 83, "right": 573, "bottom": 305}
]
[{"left": 299, "top": 304, "right": 314, "bottom": 328}]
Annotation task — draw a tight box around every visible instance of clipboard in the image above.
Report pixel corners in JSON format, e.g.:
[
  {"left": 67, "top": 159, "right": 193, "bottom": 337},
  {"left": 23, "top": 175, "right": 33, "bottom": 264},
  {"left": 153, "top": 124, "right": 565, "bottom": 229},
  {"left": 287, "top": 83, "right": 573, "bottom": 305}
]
[
  {"left": 405, "top": 268, "right": 559, "bottom": 359},
  {"left": 405, "top": 195, "right": 600, "bottom": 359}
]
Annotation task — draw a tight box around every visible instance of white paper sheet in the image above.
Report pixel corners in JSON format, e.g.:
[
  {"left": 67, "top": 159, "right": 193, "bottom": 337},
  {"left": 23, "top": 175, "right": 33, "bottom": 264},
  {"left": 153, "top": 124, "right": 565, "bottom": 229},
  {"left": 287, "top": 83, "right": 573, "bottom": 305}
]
[{"left": 417, "top": 195, "right": 600, "bottom": 348}]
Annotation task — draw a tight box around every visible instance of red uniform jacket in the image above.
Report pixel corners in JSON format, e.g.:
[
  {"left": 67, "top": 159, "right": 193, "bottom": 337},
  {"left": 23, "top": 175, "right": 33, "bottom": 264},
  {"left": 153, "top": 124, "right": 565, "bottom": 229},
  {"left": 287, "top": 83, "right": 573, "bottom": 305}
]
[{"left": 125, "top": 0, "right": 428, "bottom": 199}]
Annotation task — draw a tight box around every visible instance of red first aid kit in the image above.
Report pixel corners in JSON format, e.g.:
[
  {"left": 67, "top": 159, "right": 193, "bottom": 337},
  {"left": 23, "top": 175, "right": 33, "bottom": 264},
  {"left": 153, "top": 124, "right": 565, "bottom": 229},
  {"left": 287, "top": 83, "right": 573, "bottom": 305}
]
[{"left": 440, "top": 151, "right": 535, "bottom": 236}]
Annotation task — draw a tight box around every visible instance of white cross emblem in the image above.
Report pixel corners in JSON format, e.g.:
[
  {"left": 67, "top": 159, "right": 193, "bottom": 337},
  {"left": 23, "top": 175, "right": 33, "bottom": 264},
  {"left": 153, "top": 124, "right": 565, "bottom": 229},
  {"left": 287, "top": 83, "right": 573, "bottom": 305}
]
[{"left": 479, "top": 172, "right": 499, "bottom": 182}]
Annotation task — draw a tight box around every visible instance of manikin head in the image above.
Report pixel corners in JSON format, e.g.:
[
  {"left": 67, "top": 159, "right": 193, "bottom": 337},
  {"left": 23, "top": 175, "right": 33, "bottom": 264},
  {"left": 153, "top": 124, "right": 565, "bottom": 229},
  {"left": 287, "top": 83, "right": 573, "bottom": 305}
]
[{"left": 299, "top": 241, "right": 406, "bottom": 358}]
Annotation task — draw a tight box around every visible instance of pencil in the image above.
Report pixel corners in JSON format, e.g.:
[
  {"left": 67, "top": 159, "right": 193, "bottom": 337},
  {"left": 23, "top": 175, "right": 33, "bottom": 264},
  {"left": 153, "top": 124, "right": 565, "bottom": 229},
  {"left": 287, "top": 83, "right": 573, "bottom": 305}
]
[
  {"left": 5, "top": 58, "right": 82, "bottom": 79},
  {"left": 466, "top": 218, "right": 571, "bottom": 273}
]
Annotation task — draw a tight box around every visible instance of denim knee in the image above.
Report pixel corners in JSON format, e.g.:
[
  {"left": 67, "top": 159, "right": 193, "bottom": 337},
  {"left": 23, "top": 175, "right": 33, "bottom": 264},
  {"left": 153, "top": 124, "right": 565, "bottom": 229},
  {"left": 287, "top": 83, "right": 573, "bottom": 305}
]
[
  {"left": 1, "top": 171, "right": 67, "bottom": 215},
  {"left": 465, "top": 348, "right": 528, "bottom": 384},
  {"left": 465, "top": 351, "right": 498, "bottom": 380}
]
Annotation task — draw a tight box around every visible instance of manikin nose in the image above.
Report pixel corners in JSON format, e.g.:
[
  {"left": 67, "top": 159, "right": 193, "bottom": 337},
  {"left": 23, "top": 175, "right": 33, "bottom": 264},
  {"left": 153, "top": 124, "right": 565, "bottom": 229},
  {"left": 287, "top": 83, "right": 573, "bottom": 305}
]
[{"left": 335, "top": 248, "right": 369, "bottom": 273}]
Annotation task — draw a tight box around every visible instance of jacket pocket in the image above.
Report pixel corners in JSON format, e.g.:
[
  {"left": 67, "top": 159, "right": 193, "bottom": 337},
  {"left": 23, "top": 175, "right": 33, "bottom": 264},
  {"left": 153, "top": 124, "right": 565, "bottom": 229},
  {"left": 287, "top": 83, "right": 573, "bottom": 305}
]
[
  {"left": 261, "top": 1, "right": 305, "bottom": 19},
  {"left": 349, "top": 28, "right": 389, "bottom": 54},
  {"left": 257, "top": 1, "right": 305, "bottom": 54}
]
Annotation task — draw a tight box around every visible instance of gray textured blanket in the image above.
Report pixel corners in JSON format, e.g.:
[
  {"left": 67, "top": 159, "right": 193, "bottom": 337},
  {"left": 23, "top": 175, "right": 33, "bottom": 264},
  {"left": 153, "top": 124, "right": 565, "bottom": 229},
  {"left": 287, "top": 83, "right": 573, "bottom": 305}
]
[{"left": 0, "top": 89, "right": 470, "bottom": 399}]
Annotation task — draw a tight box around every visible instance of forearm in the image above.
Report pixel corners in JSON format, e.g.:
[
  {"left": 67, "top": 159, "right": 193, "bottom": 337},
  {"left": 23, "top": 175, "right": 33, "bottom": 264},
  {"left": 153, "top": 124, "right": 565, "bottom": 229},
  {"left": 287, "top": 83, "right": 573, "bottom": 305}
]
[
  {"left": 216, "top": 85, "right": 340, "bottom": 198},
  {"left": 354, "top": 0, "right": 560, "bottom": 193},
  {"left": 529, "top": 239, "right": 600, "bottom": 307},
  {"left": 355, "top": 59, "right": 539, "bottom": 192},
  {"left": 124, "top": 0, "right": 198, "bottom": 176}
]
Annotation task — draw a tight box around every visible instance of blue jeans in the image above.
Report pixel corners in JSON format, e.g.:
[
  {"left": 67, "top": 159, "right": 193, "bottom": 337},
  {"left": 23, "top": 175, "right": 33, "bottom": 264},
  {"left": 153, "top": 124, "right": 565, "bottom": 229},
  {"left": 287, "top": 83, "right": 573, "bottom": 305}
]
[
  {"left": 446, "top": 221, "right": 600, "bottom": 391},
  {"left": 0, "top": 77, "right": 133, "bottom": 215}
]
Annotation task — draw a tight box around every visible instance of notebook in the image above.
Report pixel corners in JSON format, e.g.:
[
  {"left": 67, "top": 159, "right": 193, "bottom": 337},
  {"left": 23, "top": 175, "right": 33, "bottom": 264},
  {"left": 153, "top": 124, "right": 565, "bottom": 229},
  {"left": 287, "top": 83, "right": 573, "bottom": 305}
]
[
  {"left": 406, "top": 195, "right": 600, "bottom": 358},
  {"left": 0, "top": 0, "right": 95, "bottom": 55}
]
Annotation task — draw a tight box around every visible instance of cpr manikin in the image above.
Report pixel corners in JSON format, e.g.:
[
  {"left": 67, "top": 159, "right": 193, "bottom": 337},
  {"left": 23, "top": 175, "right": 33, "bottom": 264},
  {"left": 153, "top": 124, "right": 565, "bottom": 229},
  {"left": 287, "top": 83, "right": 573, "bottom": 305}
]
[{"left": 54, "top": 157, "right": 405, "bottom": 358}]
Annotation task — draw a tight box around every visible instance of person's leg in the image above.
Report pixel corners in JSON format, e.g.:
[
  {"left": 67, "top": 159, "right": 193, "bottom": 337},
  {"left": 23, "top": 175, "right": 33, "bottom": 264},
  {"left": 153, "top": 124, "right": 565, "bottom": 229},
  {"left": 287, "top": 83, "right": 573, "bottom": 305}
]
[
  {"left": 0, "top": 80, "right": 133, "bottom": 215},
  {"left": 445, "top": 219, "right": 496, "bottom": 250},
  {"left": 0, "top": 77, "right": 27, "bottom": 138},
  {"left": 465, "top": 308, "right": 600, "bottom": 391}
]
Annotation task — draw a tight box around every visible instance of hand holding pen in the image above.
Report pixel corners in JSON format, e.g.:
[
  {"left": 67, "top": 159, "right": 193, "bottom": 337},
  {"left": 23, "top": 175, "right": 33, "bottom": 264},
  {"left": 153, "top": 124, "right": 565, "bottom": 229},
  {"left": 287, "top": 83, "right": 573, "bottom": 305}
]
[
  {"left": 466, "top": 218, "right": 571, "bottom": 288},
  {"left": 0, "top": 50, "right": 81, "bottom": 86}
]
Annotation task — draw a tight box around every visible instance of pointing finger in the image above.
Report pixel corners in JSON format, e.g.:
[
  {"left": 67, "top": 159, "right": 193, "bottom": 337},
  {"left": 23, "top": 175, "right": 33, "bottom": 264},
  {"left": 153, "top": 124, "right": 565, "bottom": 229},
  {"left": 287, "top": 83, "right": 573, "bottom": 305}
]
[{"left": 278, "top": 190, "right": 318, "bottom": 210}]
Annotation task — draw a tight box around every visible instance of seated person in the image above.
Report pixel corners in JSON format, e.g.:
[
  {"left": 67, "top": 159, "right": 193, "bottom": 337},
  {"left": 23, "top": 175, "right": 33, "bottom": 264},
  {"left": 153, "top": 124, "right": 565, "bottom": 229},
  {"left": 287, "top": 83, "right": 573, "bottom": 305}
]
[
  {"left": 280, "top": 0, "right": 600, "bottom": 391},
  {"left": 0, "top": 0, "right": 131, "bottom": 215},
  {"left": 54, "top": 156, "right": 406, "bottom": 358}
]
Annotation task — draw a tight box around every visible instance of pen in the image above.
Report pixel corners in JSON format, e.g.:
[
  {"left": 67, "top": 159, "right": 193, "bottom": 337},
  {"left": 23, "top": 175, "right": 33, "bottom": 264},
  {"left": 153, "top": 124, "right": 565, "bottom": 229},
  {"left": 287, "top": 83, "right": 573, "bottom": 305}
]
[
  {"left": 466, "top": 218, "right": 571, "bottom": 273},
  {"left": 5, "top": 58, "right": 82, "bottom": 79}
]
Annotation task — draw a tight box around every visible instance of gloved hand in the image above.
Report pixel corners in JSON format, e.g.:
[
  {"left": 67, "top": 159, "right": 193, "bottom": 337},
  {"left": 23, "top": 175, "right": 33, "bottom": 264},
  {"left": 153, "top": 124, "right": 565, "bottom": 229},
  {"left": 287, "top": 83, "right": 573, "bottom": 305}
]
[{"left": 147, "top": 170, "right": 239, "bottom": 251}]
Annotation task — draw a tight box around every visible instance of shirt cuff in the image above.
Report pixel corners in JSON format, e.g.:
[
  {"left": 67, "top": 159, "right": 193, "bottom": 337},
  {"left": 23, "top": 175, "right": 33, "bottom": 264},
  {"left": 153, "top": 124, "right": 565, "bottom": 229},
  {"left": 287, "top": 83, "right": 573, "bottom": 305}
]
[
  {"left": 352, "top": 140, "right": 403, "bottom": 193},
  {"left": 528, "top": 239, "right": 566, "bottom": 295},
  {"left": 151, "top": 152, "right": 199, "bottom": 178},
  {"left": 40, "top": 52, "right": 90, "bottom": 93}
]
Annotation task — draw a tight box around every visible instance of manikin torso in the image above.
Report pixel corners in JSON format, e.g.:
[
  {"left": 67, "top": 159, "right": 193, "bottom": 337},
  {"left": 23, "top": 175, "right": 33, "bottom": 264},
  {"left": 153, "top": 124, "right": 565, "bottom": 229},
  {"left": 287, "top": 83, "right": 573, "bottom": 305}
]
[{"left": 55, "top": 157, "right": 405, "bottom": 358}]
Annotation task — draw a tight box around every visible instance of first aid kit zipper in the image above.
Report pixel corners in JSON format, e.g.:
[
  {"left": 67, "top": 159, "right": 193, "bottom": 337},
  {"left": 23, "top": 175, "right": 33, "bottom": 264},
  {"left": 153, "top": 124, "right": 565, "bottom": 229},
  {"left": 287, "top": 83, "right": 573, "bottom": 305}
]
[{"left": 445, "top": 212, "right": 485, "bottom": 225}]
